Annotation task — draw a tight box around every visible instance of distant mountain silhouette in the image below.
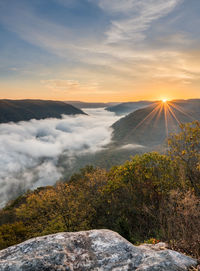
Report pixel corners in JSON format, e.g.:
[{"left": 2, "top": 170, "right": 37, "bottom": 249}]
[
  {"left": 0, "top": 99, "right": 86, "bottom": 123},
  {"left": 111, "top": 99, "right": 200, "bottom": 147},
  {"left": 65, "top": 101, "right": 119, "bottom": 109},
  {"left": 106, "top": 101, "right": 152, "bottom": 115}
]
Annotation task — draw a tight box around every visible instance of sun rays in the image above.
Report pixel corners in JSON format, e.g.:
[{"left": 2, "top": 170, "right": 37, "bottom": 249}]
[{"left": 130, "top": 99, "right": 195, "bottom": 140}]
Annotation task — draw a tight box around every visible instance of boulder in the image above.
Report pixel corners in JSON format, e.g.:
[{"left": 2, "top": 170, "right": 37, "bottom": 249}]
[{"left": 0, "top": 229, "right": 197, "bottom": 270}]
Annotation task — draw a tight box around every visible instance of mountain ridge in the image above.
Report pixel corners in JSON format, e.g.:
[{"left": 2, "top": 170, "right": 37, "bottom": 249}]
[
  {"left": 106, "top": 101, "right": 153, "bottom": 115},
  {"left": 111, "top": 99, "right": 200, "bottom": 147},
  {"left": 0, "top": 99, "right": 86, "bottom": 124},
  {"left": 65, "top": 101, "right": 119, "bottom": 108}
]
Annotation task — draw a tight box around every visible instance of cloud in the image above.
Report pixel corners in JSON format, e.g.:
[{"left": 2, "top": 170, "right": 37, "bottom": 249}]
[
  {"left": 0, "top": 108, "right": 120, "bottom": 208},
  {"left": 0, "top": 0, "right": 183, "bottom": 57},
  {"left": 96, "top": 0, "right": 137, "bottom": 14},
  {"left": 96, "top": 0, "right": 183, "bottom": 44},
  {"left": 41, "top": 79, "right": 99, "bottom": 92},
  {"left": 1, "top": 0, "right": 198, "bottom": 98}
]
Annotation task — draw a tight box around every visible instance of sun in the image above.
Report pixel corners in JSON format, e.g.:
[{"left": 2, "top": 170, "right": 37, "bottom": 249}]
[{"left": 162, "top": 99, "right": 167, "bottom": 103}]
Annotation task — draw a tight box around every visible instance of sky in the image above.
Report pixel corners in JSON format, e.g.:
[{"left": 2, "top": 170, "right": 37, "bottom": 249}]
[{"left": 0, "top": 0, "right": 200, "bottom": 102}]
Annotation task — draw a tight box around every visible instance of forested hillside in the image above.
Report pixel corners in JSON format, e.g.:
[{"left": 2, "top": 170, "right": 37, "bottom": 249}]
[
  {"left": 112, "top": 99, "right": 200, "bottom": 147},
  {"left": 65, "top": 101, "right": 117, "bottom": 108},
  {"left": 0, "top": 100, "right": 85, "bottom": 123},
  {"left": 106, "top": 101, "right": 152, "bottom": 115},
  {"left": 0, "top": 121, "right": 199, "bottom": 258}
]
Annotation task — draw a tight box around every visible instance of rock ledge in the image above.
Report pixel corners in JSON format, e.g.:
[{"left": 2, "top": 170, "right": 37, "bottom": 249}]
[{"left": 0, "top": 229, "right": 197, "bottom": 270}]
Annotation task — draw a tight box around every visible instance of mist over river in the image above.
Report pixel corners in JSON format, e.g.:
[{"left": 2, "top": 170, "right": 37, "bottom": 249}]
[{"left": 0, "top": 108, "right": 120, "bottom": 208}]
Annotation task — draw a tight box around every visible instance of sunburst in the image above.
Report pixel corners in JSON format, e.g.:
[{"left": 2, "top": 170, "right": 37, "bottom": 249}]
[
  {"left": 128, "top": 99, "right": 195, "bottom": 142},
  {"left": 121, "top": 98, "right": 195, "bottom": 145}
]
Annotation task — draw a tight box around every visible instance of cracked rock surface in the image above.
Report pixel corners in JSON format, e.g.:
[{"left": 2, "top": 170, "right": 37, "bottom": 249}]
[{"left": 0, "top": 229, "right": 197, "bottom": 270}]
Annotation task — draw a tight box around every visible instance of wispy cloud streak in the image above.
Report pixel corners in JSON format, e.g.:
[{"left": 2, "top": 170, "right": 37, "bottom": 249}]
[{"left": 97, "top": 0, "right": 183, "bottom": 43}]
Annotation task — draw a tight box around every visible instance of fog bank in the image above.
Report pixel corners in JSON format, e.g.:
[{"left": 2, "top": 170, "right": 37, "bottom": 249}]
[{"left": 0, "top": 108, "right": 120, "bottom": 207}]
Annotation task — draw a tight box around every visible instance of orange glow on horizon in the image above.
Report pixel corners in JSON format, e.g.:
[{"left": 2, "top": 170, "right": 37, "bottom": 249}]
[{"left": 0, "top": 80, "right": 199, "bottom": 103}]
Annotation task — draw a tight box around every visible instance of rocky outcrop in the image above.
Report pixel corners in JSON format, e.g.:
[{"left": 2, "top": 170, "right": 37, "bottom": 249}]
[{"left": 0, "top": 229, "right": 197, "bottom": 271}]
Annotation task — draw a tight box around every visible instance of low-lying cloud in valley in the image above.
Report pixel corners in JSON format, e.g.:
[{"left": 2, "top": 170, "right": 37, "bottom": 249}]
[{"left": 0, "top": 109, "right": 120, "bottom": 207}]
